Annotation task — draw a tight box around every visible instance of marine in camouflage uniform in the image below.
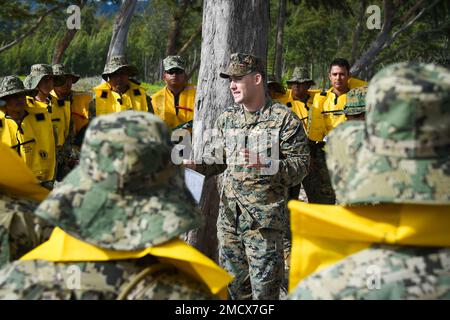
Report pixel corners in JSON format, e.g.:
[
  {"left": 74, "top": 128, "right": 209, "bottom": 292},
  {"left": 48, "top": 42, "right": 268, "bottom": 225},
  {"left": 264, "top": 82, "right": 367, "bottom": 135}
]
[
  {"left": 289, "top": 62, "right": 450, "bottom": 299},
  {"left": 193, "top": 53, "right": 309, "bottom": 299},
  {"left": 0, "top": 111, "right": 230, "bottom": 300}
]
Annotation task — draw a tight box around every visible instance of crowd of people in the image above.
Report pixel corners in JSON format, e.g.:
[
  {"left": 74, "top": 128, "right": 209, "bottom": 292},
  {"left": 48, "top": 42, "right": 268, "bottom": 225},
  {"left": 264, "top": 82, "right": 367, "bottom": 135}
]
[{"left": 0, "top": 51, "right": 449, "bottom": 300}]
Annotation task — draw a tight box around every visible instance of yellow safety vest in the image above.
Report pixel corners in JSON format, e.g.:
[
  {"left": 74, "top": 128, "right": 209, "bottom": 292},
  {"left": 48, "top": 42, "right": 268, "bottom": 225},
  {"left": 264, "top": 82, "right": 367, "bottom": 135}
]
[
  {"left": 50, "top": 91, "right": 71, "bottom": 147},
  {"left": 0, "top": 142, "right": 49, "bottom": 201},
  {"left": 93, "top": 81, "right": 148, "bottom": 116},
  {"left": 151, "top": 85, "right": 196, "bottom": 129},
  {"left": 290, "top": 89, "right": 320, "bottom": 133},
  {"left": 0, "top": 108, "right": 56, "bottom": 182},
  {"left": 21, "top": 227, "right": 233, "bottom": 299},
  {"left": 288, "top": 200, "right": 450, "bottom": 292},
  {"left": 270, "top": 89, "right": 293, "bottom": 106},
  {"left": 71, "top": 92, "right": 92, "bottom": 134},
  {"left": 308, "top": 77, "right": 368, "bottom": 141}
]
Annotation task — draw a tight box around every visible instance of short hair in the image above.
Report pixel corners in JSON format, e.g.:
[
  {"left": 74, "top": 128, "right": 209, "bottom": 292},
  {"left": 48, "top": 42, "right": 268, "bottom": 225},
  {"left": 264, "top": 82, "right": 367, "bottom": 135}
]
[{"left": 329, "top": 58, "right": 350, "bottom": 73}]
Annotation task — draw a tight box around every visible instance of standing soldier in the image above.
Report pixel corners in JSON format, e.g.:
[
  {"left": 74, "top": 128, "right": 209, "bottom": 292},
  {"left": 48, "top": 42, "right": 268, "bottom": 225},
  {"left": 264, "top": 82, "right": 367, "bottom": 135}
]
[
  {"left": 288, "top": 62, "right": 450, "bottom": 299},
  {"left": 0, "top": 76, "right": 56, "bottom": 188},
  {"left": 151, "top": 55, "right": 196, "bottom": 131},
  {"left": 186, "top": 53, "right": 309, "bottom": 299},
  {"left": 91, "top": 55, "right": 152, "bottom": 117},
  {"left": 0, "top": 111, "right": 232, "bottom": 300},
  {"left": 51, "top": 64, "right": 92, "bottom": 180},
  {"left": 306, "top": 58, "right": 367, "bottom": 204},
  {"left": 0, "top": 142, "right": 53, "bottom": 268}
]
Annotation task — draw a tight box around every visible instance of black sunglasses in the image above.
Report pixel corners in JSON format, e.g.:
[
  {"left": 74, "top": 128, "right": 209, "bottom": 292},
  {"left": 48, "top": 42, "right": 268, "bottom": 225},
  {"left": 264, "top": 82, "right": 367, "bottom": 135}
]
[{"left": 166, "top": 69, "right": 184, "bottom": 75}]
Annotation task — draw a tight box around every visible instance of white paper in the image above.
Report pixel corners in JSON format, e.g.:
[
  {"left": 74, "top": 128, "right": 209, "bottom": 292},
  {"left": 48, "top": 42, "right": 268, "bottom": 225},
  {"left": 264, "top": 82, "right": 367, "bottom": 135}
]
[{"left": 184, "top": 168, "right": 205, "bottom": 204}]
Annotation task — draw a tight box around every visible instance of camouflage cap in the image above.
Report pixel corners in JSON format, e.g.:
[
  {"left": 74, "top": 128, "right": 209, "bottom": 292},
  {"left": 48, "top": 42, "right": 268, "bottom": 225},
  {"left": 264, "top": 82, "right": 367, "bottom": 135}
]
[
  {"left": 0, "top": 76, "right": 37, "bottom": 101},
  {"left": 24, "top": 64, "right": 65, "bottom": 90},
  {"left": 34, "top": 111, "right": 201, "bottom": 251},
  {"left": 219, "top": 53, "right": 265, "bottom": 79},
  {"left": 267, "top": 74, "right": 286, "bottom": 94},
  {"left": 344, "top": 86, "right": 367, "bottom": 115},
  {"left": 102, "top": 55, "right": 138, "bottom": 81},
  {"left": 286, "top": 66, "right": 315, "bottom": 85},
  {"left": 336, "top": 62, "right": 450, "bottom": 205},
  {"left": 163, "top": 55, "right": 186, "bottom": 72},
  {"left": 52, "top": 64, "right": 80, "bottom": 84}
]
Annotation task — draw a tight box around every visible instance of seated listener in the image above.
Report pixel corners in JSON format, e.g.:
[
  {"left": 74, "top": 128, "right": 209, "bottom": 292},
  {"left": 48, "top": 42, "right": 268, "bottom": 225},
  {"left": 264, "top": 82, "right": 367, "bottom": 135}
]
[
  {"left": 287, "top": 62, "right": 450, "bottom": 300},
  {"left": 92, "top": 55, "right": 152, "bottom": 117},
  {"left": 151, "top": 55, "right": 196, "bottom": 130},
  {"left": 0, "top": 111, "right": 232, "bottom": 300},
  {"left": 0, "top": 76, "right": 56, "bottom": 187}
]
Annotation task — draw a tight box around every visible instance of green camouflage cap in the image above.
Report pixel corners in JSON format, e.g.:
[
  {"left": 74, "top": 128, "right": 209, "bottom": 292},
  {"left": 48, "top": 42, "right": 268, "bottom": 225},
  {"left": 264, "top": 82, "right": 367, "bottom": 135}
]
[
  {"left": 344, "top": 86, "right": 367, "bottom": 115},
  {"left": 267, "top": 74, "right": 286, "bottom": 94},
  {"left": 286, "top": 66, "right": 315, "bottom": 85},
  {"left": 339, "top": 62, "right": 450, "bottom": 205},
  {"left": 52, "top": 64, "right": 80, "bottom": 84},
  {"left": 24, "top": 64, "right": 65, "bottom": 90},
  {"left": 0, "top": 76, "right": 37, "bottom": 101},
  {"left": 102, "top": 55, "right": 138, "bottom": 81},
  {"left": 34, "top": 111, "right": 201, "bottom": 251},
  {"left": 219, "top": 53, "right": 265, "bottom": 79},
  {"left": 163, "top": 55, "right": 186, "bottom": 72}
]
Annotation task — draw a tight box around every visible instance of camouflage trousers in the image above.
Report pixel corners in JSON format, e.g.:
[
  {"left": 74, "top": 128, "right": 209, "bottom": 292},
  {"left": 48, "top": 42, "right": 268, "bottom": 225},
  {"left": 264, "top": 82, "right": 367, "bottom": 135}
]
[
  {"left": 217, "top": 200, "right": 284, "bottom": 300},
  {"left": 302, "top": 142, "right": 336, "bottom": 204}
]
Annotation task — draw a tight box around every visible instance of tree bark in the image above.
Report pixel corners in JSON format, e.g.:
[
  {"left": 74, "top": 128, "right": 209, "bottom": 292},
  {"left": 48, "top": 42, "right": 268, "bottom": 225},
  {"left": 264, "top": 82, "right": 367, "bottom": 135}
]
[
  {"left": 106, "top": 0, "right": 137, "bottom": 62},
  {"left": 186, "top": 0, "right": 269, "bottom": 261},
  {"left": 273, "top": 0, "right": 287, "bottom": 81},
  {"left": 350, "top": 0, "right": 366, "bottom": 65}
]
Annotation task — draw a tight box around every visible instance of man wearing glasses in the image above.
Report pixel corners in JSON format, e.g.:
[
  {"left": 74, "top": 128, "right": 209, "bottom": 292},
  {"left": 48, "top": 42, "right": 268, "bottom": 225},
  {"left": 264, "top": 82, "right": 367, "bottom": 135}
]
[{"left": 151, "top": 55, "right": 196, "bottom": 131}]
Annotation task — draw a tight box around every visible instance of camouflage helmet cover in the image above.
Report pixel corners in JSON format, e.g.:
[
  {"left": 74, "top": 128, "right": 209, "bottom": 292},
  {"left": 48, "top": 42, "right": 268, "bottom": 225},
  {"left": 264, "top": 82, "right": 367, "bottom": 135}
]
[
  {"left": 102, "top": 55, "right": 139, "bottom": 81},
  {"left": 0, "top": 76, "right": 37, "bottom": 101},
  {"left": 219, "top": 53, "right": 266, "bottom": 79},
  {"left": 24, "top": 64, "right": 65, "bottom": 90},
  {"left": 344, "top": 86, "right": 367, "bottom": 115},
  {"left": 331, "top": 62, "right": 450, "bottom": 205},
  {"left": 286, "top": 66, "right": 315, "bottom": 85},
  {"left": 163, "top": 55, "right": 186, "bottom": 72},
  {"left": 52, "top": 64, "right": 80, "bottom": 84},
  {"left": 35, "top": 111, "right": 201, "bottom": 250}
]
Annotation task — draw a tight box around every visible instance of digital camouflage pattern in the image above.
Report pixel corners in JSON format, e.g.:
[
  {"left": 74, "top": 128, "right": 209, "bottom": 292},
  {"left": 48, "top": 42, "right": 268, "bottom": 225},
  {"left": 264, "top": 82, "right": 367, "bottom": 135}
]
[
  {"left": 325, "top": 121, "right": 364, "bottom": 204},
  {"left": 344, "top": 86, "right": 367, "bottom": 115},
  {"left": 288, "top": 245, "right": 450, "bottom": 299},
  {"left": 52, "top": 64, "right": 80, "bottom": 84},
  {"left": 163, "top": 55, "right": 186, "bottom": 71},
  {"left": 219, "top": 53, "right": 265, "bottom": 79},
  {"left": 345, "top": 62, "right": 450, "bottom": 205},
  {"left": 24, "top": 64, "right": 64, "bottom": 90},
  {"left": 0, "top": 195, "right": 52, "bottom": 268},
  {"left": 0, "top": 76, "right": 36, "bottom": 100},
  {"left": 197, "top": 97, "right": 309, "bottom": 299},
  {"left": 0, "top": 258, "right": 215, "bottom": 300},
  {"left": 286, "top": 66, "right": 315, "bottom": 85},
  {"left": 35, "top": 111, "right": 201, "bottom": 250},
  {"left": 102, "top": 55, "right": 138, "bottom": 81}
]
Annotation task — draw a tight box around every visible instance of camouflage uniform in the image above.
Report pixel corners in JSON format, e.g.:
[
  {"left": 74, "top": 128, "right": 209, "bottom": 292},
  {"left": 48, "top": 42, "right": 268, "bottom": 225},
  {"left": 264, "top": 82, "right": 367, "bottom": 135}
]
[
  {"left": 0, "top": 195, "right": 52, "bottom": 268},
  {"left": 0, "top": 111, "right": 224, "bottom": 300},
  {"left": 343, "top": 86, "right": 367, "bottom": 117},
  {"left": 289, "top": 62, "right": 450, "bottom": 299},
  {"left": 198, "top": 53, "right": 309, "bottom": 299}
]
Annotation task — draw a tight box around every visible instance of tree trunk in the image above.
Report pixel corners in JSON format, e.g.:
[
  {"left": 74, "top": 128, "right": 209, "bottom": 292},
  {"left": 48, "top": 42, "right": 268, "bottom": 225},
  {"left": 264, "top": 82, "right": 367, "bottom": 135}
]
[
  {"left": 186, "top": 0, "right": 269, "bottom": 261},
  {"left": 106, "top": 0, "right": 137, "bottom": 62},
  {"left": 165, "top": 0, "right": 189, "bottom": 56},
  {"left": 273, "top": 0, "right": 286, "bottom": 81},
  {"left": 350, "top": 0, "right": 366, "bottom": 66}
]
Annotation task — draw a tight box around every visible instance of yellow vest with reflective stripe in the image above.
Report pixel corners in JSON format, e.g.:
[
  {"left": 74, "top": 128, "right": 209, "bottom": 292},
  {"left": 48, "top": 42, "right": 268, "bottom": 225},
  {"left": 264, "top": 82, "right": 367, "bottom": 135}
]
[
  {"left": 290, "top": 89, "right": 320, "bottom": 133},
  {"left": 71, "top": 92, "right": 92, "bottom": 134},
  {"left": 308, "top": 77, "right": 368, "bottom": 141},
  {"left": 93, "top": 81, "right": 148, "bottom": 116},
  {"left": 0, "top": 108, "right": 56, "bottom": 182},
  {"left": 288, "top": 201, "right": 450, "bottom": 292},
  {"left": 151, "top": 85, "right": 196, "bottom": 129},
  {"left": 50, "top": 91, "right": 71, "bottom": 147}
]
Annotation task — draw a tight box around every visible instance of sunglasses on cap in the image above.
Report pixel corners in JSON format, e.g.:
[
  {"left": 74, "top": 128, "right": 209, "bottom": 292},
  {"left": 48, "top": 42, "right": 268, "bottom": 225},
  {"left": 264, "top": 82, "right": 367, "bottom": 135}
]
[{"left": 165, "top": 68, "right": 184, "bottom": 75}]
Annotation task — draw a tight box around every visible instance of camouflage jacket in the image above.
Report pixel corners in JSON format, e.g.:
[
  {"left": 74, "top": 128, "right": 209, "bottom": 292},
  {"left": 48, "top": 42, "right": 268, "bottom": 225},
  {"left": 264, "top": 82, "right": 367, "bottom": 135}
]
[
  {"left": 198, "top": 98, "right": 309, "bottom": 230},
  {"left": 0, "top": 195, "right": 53, "bottom": 268},
  {"left": 288, "top": 244, "right": 450, "bottom": 300},
  {"left": 0, "top": 257, "right": 215, "bottom": 300}
]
